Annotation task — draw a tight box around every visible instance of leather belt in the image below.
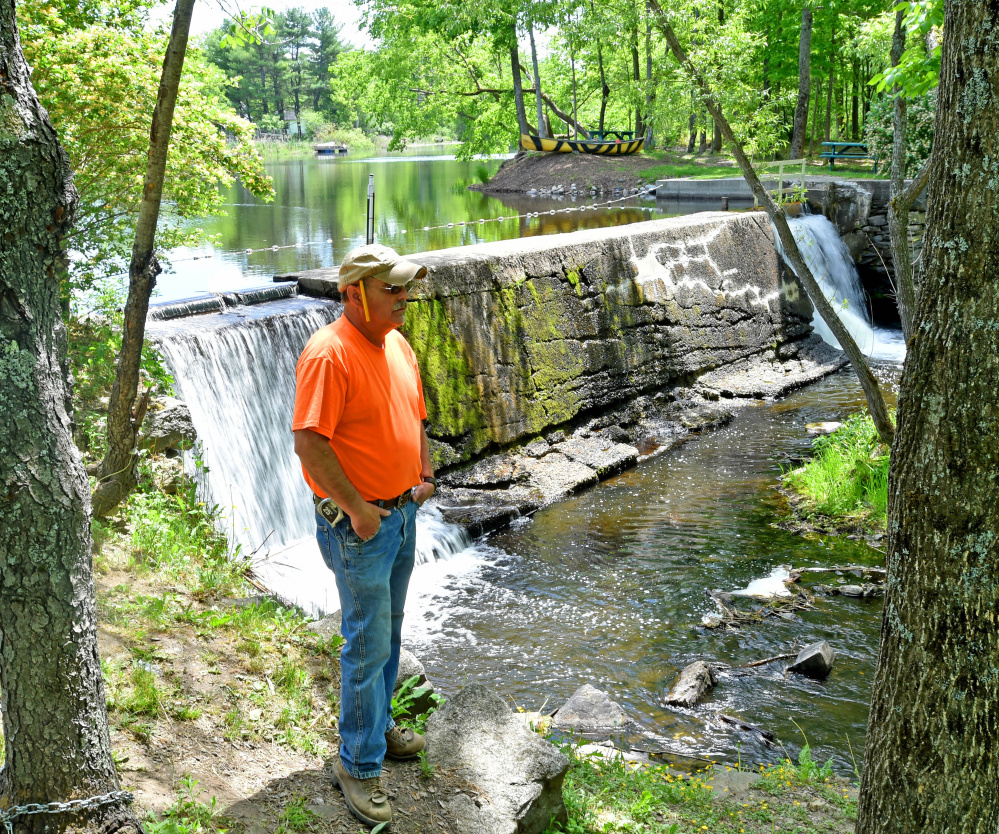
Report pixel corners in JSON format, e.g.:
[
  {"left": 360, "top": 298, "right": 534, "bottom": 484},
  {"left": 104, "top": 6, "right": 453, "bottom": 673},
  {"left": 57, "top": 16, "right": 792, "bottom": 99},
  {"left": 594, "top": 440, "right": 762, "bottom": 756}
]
[{"left": 313, "top": 490, "right": 411, "bottom": 524}]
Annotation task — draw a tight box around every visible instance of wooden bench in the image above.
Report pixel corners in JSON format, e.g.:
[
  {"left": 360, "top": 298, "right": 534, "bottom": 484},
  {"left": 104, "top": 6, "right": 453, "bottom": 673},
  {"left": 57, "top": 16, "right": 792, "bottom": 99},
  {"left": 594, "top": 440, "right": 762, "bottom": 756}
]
[{"left": 820, "top": 141, "right": 879, "bottom": 173}]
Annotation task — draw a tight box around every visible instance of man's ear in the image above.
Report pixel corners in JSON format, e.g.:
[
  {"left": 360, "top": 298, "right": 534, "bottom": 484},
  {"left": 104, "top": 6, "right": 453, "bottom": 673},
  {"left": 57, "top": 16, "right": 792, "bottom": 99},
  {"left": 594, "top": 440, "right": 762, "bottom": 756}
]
[{"left": 344, "top": 284, "right": 359, "bottom": 306}]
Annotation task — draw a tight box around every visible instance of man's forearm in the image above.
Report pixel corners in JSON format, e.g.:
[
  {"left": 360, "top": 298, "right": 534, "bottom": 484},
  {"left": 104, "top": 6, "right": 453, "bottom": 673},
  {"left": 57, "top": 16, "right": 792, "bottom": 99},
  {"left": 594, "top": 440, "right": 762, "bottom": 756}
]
[
  {"left": 419, "top": 423, "right": 433, "bottom": 479},
  {"left": 294, "top": 429, "right": 368, "bottom": 518}
]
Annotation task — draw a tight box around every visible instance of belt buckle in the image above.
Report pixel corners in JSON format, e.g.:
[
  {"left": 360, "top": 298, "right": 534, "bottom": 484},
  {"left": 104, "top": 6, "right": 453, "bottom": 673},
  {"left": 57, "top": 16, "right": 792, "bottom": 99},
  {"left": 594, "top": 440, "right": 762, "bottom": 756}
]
[{"left": 396, "top": 492, "right": 408, "bottom": 510}]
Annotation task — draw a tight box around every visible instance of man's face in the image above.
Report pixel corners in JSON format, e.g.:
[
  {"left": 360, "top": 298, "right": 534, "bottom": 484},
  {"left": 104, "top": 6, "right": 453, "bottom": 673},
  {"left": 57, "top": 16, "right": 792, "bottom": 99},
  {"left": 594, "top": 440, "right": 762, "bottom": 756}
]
[{"left": 359, "top": 276, "right": 411, "bottom": 329}]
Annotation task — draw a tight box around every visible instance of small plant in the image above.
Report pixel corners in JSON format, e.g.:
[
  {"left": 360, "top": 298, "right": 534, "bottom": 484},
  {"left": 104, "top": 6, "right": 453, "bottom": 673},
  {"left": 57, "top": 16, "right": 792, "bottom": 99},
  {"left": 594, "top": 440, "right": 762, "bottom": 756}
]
[
  {"left": 796, "top": 743, "right": 834, "bottom": 784},
  {"left": 474, "top": 162, "right": 492, "bottom": 184},
  {"left": 417, "top": 749, "right": 435, "bottom": 780},
  {"left": 146, "top": 775, "right": 227, "bottom": 833},
  {"left": 392, "top": 675, "right": 442, "bottom": 735}
]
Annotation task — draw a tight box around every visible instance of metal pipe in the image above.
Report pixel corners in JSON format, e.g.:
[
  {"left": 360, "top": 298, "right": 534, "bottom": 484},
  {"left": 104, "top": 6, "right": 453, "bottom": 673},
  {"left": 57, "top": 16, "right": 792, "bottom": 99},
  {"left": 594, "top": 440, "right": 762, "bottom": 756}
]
[{"left": 366, "top": 173, "right": 375, "bottom": 245}]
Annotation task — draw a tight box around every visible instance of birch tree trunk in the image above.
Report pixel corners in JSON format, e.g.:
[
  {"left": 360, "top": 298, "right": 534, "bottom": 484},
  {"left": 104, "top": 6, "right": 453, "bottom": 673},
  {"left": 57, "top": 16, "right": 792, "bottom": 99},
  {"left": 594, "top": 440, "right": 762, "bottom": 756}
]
[
  {"left": 857, "top": 2, "right": 999, "bottom": 828},
  {"left": 0, "top": 2, "right": 141, "bottom": 831},
  {"left": 92, "top": 0, "right": 195, "bottom": 517}
]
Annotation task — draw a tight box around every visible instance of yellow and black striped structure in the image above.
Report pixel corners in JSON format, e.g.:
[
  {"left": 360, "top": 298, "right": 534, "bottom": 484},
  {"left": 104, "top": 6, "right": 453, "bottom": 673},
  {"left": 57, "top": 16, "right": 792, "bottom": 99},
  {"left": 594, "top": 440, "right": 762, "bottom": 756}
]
[{"left": 521, "top": 133, "right": 645, "bottom": 155}]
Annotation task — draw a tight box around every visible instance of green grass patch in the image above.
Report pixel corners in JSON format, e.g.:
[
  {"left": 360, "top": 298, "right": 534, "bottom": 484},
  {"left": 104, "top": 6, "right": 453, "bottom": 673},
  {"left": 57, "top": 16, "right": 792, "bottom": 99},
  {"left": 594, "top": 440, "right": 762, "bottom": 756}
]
[
  {"left": 782, "top": 412, "right": 891, "bottom": 530},
  {"left": 546, "top": 745, "right": 858, "bottom": 833}
]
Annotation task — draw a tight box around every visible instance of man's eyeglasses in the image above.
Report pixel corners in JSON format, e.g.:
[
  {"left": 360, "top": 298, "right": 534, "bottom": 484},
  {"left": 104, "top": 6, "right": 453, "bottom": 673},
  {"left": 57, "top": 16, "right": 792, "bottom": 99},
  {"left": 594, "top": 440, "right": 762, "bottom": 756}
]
[{"left": 366, "top": 280, "right": 413, "bottom": 296}]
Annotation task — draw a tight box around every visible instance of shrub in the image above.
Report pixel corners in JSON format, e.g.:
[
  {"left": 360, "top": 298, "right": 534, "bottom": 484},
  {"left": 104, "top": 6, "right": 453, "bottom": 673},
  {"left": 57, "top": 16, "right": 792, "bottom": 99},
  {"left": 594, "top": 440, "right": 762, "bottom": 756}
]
[{"left": 864, "top": 91, "right": 936, "bottom": 177}]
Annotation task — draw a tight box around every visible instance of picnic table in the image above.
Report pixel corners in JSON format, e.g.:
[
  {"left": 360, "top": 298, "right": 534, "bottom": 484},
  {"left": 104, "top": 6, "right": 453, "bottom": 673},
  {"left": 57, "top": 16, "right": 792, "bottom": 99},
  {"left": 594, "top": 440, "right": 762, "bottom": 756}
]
[
  {"left": 590, "top": 130, "right": 636, "bottom": 142},
  {"left": 820, "top": 141, "right": 878, "bottom": 173}
]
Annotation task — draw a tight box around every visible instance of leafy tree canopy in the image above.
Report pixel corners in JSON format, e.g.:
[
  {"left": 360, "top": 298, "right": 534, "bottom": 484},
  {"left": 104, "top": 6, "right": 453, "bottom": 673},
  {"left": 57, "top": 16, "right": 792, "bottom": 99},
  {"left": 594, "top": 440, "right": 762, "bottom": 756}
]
[{"left": 18, "top": 0, "right": 273, "bottom": 298}]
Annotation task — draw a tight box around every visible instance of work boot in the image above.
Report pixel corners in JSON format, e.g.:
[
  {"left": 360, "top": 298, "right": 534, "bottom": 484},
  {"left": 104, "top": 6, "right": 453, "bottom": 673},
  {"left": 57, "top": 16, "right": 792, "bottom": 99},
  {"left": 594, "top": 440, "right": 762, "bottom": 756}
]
[
  {"left": 385, "top": 725, "right": 425, "bottom": 760},
  {"left": 330, "top": 756, "right": 391, "bottom": 827}
]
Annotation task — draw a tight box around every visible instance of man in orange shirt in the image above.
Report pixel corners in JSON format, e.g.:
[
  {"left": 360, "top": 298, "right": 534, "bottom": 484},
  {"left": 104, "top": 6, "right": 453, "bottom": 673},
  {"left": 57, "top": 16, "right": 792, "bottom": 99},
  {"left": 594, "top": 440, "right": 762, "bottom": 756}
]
[{"left": 293, "top": 244, "right": 436, "bottom": 828}]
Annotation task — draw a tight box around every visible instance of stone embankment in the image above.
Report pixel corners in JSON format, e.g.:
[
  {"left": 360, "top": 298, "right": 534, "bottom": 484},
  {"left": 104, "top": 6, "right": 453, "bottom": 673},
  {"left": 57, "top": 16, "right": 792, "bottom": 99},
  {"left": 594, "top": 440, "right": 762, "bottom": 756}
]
[{"left": 291, "top": 212, "right": 846, "bottom": 533}]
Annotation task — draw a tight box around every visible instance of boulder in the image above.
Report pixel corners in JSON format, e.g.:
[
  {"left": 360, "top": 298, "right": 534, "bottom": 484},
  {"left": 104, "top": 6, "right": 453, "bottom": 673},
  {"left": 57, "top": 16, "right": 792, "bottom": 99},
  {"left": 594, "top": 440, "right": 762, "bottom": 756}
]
[
  {"left": 788, "top": 641, "right": 836, "bottom": 680},
  {"left": 142, "top": 397, "right": 197, "bottom": 453},
  {"left": 425, "top": 684, "right": 569, "bottom": 834},
  {"left": 150, "top": 455, "right": 185, "bottom": 494},
  {"left": 552, "top": 437, "right": 638, "bottom": 478},
  {"left": 306, "top": 610, "right": 342, "bottom": 639},
  {"left": 552, "top": 684, "right": 627, "bottom": 733},
  {"left": 665, "top": 661, "right": 718, "bottom": 707}
]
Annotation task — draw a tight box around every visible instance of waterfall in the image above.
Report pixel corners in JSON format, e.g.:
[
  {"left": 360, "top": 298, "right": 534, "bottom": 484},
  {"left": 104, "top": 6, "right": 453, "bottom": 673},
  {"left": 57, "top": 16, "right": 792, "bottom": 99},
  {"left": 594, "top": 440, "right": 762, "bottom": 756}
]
[
  {"left": 779, "top": 214, "right": 905, "bottom": 362},
  {"left": 148, "top": 296, "right": 478, "bottom": 617}
]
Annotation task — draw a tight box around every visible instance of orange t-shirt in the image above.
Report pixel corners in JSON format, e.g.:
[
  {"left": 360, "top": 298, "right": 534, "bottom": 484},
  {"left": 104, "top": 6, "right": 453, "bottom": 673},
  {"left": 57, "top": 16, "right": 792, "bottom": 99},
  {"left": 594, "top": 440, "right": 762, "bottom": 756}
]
[{"left": 293, "top": 315, "right": 427, "bottom": 501}]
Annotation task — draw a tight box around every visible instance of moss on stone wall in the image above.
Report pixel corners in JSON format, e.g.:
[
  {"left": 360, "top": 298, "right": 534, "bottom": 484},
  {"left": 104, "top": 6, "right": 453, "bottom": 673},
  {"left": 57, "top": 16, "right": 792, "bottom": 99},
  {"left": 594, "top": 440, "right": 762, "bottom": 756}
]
[{"left": 403, "top": 299, "right": 487, "bottom": 441}]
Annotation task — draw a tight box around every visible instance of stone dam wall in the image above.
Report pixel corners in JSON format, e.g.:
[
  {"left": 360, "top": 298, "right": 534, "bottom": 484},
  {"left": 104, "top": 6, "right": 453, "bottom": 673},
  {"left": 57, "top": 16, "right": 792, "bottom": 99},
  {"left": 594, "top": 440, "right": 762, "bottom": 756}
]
[{"left": 288, "top": 213, "right": 845, "bottom": 529}]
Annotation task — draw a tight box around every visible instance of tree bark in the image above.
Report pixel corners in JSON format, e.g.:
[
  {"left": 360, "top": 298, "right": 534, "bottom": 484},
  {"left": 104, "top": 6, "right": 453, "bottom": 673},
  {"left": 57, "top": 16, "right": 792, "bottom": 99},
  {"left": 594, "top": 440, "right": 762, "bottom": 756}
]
[
  {"left": 886, "top": 7, "right": 917, "bottom": 342},
  {"left": 92, "top": 0, "right": 195, "bottom": 517},
  {"left": 648, "top": 0, "right": 895, "bottom": 446},
  {"left": 857, "top": 2, "right": 999, "bottom": 830},
  {"left": 527, "top": 22, "right": 546, "bottom": 139},
  {"left": 790, "top": 5, "right": 813, "bottom": 160},
  {"left": 510, "top": 26, "right": 529, "bottom": 145},
  {"left": 824, "top": 22, "right": 835, "bottom": 142},
  {"left": 631, "top": 26, "right": 643, "bottom": 139},
  {"left": 0, "top": 2, "right": 142, "bottom": 832},
  {"left": 645, "top": 5, "right": 654, "bottom": 148},
  {"left": 851, "top": 57, "right": 860, "bottom": 140}
]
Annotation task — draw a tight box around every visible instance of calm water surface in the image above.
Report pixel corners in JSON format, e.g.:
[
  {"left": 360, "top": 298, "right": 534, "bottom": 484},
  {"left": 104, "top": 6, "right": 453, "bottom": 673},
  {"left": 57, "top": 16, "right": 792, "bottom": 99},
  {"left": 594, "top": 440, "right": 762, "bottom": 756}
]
[
  {"left": 161, "top": 147, "right": 661, "bottom": 301},
  {"left": 405, "top": 368, "right": 898, "bottom": 774}
]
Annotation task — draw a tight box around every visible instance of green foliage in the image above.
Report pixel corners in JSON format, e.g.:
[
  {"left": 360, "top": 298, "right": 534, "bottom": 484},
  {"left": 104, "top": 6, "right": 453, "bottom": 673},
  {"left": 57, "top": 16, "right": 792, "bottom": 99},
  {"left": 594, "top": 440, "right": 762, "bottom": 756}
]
[
  {"left": 391, "top": 674, "right": 442, "bottom": 736},
  {"left": 864, "top": 91, "right": 936, "bottom": 177},
  {"left": 18, "top": 0, "right": 272, "bottom": 296},
  {"left": 68, "top": 286, "right": 173, "bottom": 457},
  {"left": 870, "top": 1, "right": 943, "bottom": 97},
  {"left": 474, "top": 162, "right": 493, "bottom": 184},
  {"left": 783, "top": 412, "right": 891, "bottom": 527},
  {"left": 146, "top": 775, "right": 228, "bottom": 834}
]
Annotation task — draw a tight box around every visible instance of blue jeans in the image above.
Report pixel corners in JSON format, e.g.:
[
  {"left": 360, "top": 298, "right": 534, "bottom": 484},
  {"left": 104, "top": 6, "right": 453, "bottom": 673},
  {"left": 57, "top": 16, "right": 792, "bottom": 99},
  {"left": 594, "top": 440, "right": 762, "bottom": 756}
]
[{"left": 316, "top": 499, "right": 417, "bottom": 779}]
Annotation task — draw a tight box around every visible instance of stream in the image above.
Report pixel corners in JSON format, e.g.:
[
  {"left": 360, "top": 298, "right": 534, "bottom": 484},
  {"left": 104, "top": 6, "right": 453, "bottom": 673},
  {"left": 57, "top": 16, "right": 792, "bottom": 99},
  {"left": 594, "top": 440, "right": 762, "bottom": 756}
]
[{"left": 401, "top": 368, "right": 897, "bottom": 775}]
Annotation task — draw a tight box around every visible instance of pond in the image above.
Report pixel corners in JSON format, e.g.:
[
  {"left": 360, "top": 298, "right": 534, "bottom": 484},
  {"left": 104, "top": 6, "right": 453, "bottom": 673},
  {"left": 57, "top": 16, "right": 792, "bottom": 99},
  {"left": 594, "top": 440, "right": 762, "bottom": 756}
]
[{"left": 160, "top": 147, "right": 662, "bottom": 302}]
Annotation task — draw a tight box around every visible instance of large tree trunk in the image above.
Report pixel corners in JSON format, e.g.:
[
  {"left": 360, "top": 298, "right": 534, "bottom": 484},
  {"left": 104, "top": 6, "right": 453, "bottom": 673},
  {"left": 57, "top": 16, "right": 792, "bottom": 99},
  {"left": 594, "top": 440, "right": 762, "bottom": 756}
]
[
  {"left": 648, "top": 0, "right": 895, "bottom": 446},
  {"left": 857, "top": 2, "right": 999, "bottom": 830},
  {"left": 92, "top": 0, "right": 195, "bottom": 517},
  {"left": 0, "top": 3, "right": 141, "bottom": 833},
  {"left": 790, "top": 5, "right": 813, "bottom": 159},
  {"left": 510, "top": 26, "right": 530, "bottom": 145},
  {"left": 527, "top": 22, "right": 546, "bottom": 138},
  {"left": 886, "top": 8, "right": 917, "bottom": 342}
]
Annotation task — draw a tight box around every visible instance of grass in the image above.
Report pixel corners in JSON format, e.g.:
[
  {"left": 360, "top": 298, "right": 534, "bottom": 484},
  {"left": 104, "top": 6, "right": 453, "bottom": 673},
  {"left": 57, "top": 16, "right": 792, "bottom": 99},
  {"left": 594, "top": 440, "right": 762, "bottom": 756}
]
[
  {"left": 632, "top": 150, "right": 882, "bottom": 184},
  {"left": 782, "top": 412, "right": 891, "bottom": 530},
  {"left": 545, "top": 744, "right": 858, "bottom": 834},
  {"left": 95, "top": 462, "right": 346, "bottom": 757}
]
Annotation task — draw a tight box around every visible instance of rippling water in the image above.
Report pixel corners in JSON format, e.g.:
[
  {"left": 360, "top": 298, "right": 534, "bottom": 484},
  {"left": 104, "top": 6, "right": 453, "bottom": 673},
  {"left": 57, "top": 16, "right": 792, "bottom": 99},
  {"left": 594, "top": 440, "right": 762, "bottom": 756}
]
[{"left": 404, "top": 368, "right": 899, "bottom": 773}]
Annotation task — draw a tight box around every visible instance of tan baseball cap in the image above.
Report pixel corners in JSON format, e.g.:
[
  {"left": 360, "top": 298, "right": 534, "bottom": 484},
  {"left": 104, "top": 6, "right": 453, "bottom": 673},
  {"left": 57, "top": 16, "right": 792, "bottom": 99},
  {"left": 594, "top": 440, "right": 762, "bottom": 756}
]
[{"left": 337, "top": 244, "right": 427, "bottom": 292}]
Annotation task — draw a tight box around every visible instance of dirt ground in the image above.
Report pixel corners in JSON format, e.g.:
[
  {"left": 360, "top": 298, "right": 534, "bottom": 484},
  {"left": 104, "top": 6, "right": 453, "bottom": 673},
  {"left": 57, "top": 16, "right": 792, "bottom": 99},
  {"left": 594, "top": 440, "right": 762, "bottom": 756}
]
[
  {"left": 473, "top": 150, "right": 737, "bottom": 194},
  {"left": 95, "top": 565, "right": 467, "bottom": 834}
]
